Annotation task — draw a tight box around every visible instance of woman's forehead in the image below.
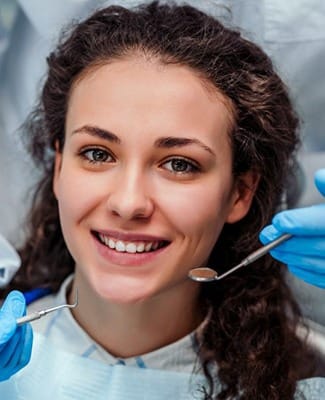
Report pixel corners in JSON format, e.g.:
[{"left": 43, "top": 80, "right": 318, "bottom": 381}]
[{"left": 67, "top": 57, "right": 235, "bottom": 138}]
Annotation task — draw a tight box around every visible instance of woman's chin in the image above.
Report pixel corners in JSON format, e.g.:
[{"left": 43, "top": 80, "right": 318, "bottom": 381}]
[{"left": 93, "top": 278, "right": 159, "bottom": 305}]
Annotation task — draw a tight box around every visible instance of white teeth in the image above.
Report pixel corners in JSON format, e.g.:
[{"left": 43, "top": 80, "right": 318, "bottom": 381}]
[
  {"left": 125, "top": 243, "right": 137, "bottom": 253},
  {"left": 98, "top": 234, "right": 163, "bottom": 254},
  {"left": 115, "top": 241, "right": 126, "bottom": 252},
  {"left": 145, "top": 242, "right": 152, "bottom": 252},
  {"left": 136, "top": 242, "right": 145, "bottom": 253}
]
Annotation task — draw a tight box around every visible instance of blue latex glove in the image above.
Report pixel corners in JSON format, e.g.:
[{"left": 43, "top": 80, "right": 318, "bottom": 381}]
[
  {"left": 0, "top": 291, "right": 33, "bottom": 381},
  {"left": 260, "top": 169, "right": 325, "bottom": 288}
]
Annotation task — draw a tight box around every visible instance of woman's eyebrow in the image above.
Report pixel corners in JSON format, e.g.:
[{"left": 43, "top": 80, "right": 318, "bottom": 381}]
[
  {"left": 71, "top": 127, "right": 215, "bottom": 155},
  {"left": 154, "top": 136, "right": 215, "bottom": 156},
  {"left": 71, "top": 125, "right": 121, "bottom": 143}
]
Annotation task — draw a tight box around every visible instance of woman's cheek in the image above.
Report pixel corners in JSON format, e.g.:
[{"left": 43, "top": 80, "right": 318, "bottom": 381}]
[
  {"left": 56, "top": 170, "right": 105, "bottom": 220},
  {"left": 157, "top": 182, "right": 229, "bottom": 234}
]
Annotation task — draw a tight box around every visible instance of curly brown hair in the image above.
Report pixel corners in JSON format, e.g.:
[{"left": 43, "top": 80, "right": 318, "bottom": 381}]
[{"left": 2, "top": 1, "right": 314, "bottom": 399}]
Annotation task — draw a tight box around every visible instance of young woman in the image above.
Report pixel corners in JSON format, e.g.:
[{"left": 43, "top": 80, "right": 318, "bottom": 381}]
[{"left": 0, "top": 2, "right": 324, "bottom": 399}]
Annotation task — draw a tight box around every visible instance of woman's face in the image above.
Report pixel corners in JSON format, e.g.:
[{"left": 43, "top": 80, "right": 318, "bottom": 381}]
[{"left": 54, "top": 57, "right": 255, "bottom": 305}]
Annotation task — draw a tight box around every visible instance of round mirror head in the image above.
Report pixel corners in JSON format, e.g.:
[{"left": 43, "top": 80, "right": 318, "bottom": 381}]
[{"left": 188, "top": 267, "right": 218, "bottom": 282}]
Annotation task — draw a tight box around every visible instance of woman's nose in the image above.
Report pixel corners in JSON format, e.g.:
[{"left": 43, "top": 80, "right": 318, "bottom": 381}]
[{"left": 106, "top": 168, "right": 154, "bottom": 220}]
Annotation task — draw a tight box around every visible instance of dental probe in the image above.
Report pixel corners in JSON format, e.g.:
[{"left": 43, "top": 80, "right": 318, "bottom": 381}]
[
  {"left": 188, "top": 233, "right": 292, "bottom": 282},
  {"left": 16, "top": 289, "right": 78, "bottom": 326}
]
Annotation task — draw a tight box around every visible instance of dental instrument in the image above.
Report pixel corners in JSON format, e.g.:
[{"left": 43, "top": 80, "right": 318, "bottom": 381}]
[
  {"left": 188, "top": 233, "right": 292, "bottom": 282},
  {"left": 16, "top": 289, "right": 78, "bottom": 326}
]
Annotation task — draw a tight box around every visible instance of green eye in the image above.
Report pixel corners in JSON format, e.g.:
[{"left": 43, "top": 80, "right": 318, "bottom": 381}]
[
  {"left": 82, "top": 148, "right": 112, "bottom": 163},
  {"left": 162, "top": 158, "right": 200, "bottom": 174}
]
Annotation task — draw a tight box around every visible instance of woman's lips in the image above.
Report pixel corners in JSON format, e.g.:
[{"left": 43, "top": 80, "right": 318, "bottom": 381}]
[
  {"left": 92, "top": 231, "right": 170, "bottom": 266},
  {"left": 97, "top": 232, "right": 166, "bottom": 253}
]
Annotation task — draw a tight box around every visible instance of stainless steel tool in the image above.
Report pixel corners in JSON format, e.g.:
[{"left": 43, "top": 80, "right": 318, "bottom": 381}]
[
  {"left": 188, "top": 233, "right": 292, "bottom": 282},
  {"left": 16, "top": 289, "right": 78, "bottom": 326}
]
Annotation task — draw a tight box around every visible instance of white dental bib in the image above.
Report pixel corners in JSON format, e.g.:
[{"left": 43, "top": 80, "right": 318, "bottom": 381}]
[
  {"left": 0, "top": 332, "right": 209, "bottom": 400},
  {"left": 0, "top": 333, "right": 324, "bottom": 399}
]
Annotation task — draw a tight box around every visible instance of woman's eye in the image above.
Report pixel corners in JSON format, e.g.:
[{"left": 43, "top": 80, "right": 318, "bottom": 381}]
[
  {"left": 162, "top": 158, "right": 200, "bottom": 174},
  {"left": 81, "top": 148, "right": 113, "bottom": 164}
]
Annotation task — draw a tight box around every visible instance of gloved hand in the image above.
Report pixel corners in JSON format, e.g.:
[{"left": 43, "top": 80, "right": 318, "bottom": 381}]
[
  {"left": 260, "top": 169, "right": 325, "bottom": 288},
  {"left": 0, "top": 291, "right": 33, "bottom": 381}
]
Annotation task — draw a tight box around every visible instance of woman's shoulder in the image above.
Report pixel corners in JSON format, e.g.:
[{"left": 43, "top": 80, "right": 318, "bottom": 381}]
[{"left": 296, "top": 377, "right": 325, "bottom": 399}]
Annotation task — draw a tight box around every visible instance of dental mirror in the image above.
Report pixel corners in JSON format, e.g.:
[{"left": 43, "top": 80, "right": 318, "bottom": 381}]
[{"left": 188, "top": 233, "right": 292, "bottom": 283}]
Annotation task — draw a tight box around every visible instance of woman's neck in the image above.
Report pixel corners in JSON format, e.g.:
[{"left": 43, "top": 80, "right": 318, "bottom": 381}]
[{"left": 68, "top": 275, "right": 203, "bottom": 358}]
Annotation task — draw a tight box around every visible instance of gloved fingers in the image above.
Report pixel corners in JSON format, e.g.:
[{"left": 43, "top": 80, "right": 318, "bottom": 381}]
[
  {"left": 4, "top": 325, "right": 31, "bottom": 372},
  {"left": 1, "top": 291, "right": 26, "bottom": 317},
  {"left": 17, "top": 323, "right": 33, "bottom": 369},
  {"left": 0, "top": 291, "right": 32, "bottom": 381},
  {"left": 260, "top": 226, "right": 325, "bottom": 256},
  {"left": 268, "top": 250, "right": 325, "bottom": 274},
  {"left": 288, "top": 265, "right": 325, "bottom": 289},
  {"left": 315, "top": 169, "right": 325, "bottom": 196},
  {"left": 1, "top": 327, "right": 25, "bottom": 369},
  {"left": 260, "top": 224, "right": 285, "bottom": 245},
  {"left": 0, "top": 325, "right": 33, "bottom": 381},
  {"left": 0, "top": 310, "right": 16, "bottom": 349},
  {"left": 0, "top": 327, "right": 22, "bottom": 368},
  {"left": 272, "top": 204, "right": 325, "bottom": 235},
  {"left": 0, "top": 368, "right": 14, "bottom": 382},
  {"left": 0, "top": 291, "right": 25, "bottom": 348}
]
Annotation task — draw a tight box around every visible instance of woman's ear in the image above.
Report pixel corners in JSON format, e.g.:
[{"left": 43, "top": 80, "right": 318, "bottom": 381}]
[
  {"left": 53, "top": 141, "right": 62, "bottom": 199},
  {"left": 226, "top": 171, "right": 260, "bottom": 224}
]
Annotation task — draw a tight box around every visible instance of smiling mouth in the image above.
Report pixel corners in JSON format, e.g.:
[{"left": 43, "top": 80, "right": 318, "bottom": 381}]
[{"left": 93, "top": 232, "right": 170, "bottom": 254}]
